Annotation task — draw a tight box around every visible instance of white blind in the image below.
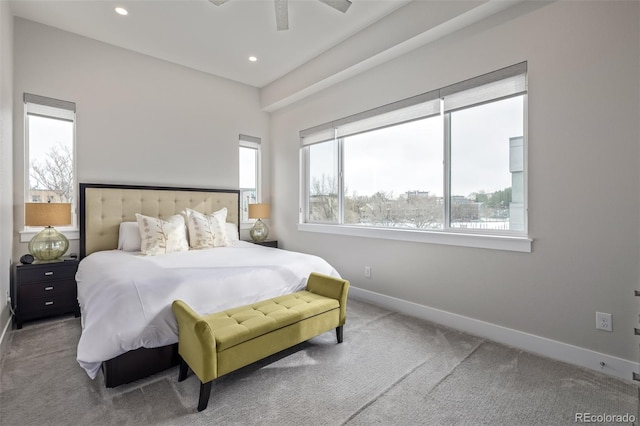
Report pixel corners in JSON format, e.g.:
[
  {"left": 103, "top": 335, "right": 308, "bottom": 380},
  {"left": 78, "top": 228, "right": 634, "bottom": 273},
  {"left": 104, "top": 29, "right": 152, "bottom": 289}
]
[
  {"left": 442, "top": 62, "right": 527, "bottom": 113},
  {"left": 300, "top": 124, "right": 335, "bottom": 146},
  {"left": 24, "top": 93, "right": 76, "bottom": 121},
  {"left": 239, "top": 134, "right": 261, "bottom": 148},
  {"left": 300, "top": 62, "right": 526, "bottom": 146},
  {"left": 300, "top": 90, "right": 440, "bottom": 147}
]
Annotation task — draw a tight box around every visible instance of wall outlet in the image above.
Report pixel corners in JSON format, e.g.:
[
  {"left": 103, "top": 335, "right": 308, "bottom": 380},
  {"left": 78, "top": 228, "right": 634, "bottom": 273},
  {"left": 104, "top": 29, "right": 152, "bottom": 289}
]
[
  {"left": 364, "top": 266, "right": 371, "bottom": 278},
  {"left": 596, "top": 312, "right": 612, "bottom": 332}
]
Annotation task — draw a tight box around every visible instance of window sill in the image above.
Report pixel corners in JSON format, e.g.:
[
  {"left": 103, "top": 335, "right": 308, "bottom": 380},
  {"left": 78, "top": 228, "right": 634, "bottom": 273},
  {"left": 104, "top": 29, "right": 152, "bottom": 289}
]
[
  {"left": 20, "top": 228, "right": 80, "bottom": 243},
  {"left": 297, "top": 223, "right": 532, "bottom": 253}
]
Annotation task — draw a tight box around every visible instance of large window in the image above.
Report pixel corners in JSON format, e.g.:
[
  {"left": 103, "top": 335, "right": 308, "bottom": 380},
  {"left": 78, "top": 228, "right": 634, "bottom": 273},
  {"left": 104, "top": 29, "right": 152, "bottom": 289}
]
[
  {"left": 24, "top": 93, "right": 76, "bottom": 228},
  {"left": 239, "top": 134, "right": 261, "bottom": 223},
  {"left": 300, "top": 63, "right": 528, "bottom": 250}
]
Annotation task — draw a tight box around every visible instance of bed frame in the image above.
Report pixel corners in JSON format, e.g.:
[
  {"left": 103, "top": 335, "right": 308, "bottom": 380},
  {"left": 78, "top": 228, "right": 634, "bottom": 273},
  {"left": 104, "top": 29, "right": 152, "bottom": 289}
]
[{"left": 79, "top": 182, "right": 240, "bottom": 387}]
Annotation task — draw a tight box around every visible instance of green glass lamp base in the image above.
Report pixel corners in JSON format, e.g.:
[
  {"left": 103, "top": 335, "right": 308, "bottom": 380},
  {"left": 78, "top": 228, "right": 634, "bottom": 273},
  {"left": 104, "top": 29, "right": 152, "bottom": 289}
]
[{"left": 29, "top": 226, "right": 69, "bottom": 261}]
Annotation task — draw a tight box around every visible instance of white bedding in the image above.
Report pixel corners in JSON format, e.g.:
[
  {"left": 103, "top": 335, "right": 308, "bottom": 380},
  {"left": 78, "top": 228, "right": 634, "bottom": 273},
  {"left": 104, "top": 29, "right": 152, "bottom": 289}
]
[{"left": 75, "top": 241, "right": 339, "bottom": 379}]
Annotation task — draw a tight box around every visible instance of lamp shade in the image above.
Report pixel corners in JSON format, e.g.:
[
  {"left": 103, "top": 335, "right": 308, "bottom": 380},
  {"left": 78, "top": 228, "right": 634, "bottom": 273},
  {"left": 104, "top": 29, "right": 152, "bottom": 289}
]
[
  {"left": 25, "top": 203, "right": 72, "bottom": 227},
  {"left": 248, "top": 203, "right": 270, "bottom": 219}
]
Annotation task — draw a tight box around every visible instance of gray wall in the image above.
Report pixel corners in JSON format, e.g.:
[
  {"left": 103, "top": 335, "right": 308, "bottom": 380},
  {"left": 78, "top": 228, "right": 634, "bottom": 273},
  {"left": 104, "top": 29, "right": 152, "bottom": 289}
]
[
  {"left": 0, "top": 1, "right": 14, "bottom": 342},
  {"left": 12, "top": 18, "right": 271, "bottom": 257},
  {"left": 270, "top": 1, "right": 640, "bottom": 362}
]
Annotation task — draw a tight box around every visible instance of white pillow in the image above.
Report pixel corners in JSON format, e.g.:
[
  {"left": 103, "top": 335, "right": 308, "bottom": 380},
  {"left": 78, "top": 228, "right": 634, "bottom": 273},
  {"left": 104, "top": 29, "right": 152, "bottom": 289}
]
[
  {"left": 135, "top": 213, "right": 189, "bottom": 255},
  {"left": 117, "top": 222, "right": 142, "bottom": 251},
  {"left": 226, "top": 222, "right": 239, "bottom": 241},
  {"left": 184, "top": 207, "right": 230, "bottom": 249}
]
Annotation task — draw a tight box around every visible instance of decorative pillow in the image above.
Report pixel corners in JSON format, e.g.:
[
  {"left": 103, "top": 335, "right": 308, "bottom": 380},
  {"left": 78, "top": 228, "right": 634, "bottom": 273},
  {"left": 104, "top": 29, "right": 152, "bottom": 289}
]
[
  {"left": 117, "top": 222, "right": 142, "bottom": 252},
  {"left": 184, "top": 207, "right": 230, "bottom": 249},
  {"left": 135, "top": 213, "right": 189, "bottom": 255},
  {"left": 226, "top": 222, "right": 240, "bottom": 242}
]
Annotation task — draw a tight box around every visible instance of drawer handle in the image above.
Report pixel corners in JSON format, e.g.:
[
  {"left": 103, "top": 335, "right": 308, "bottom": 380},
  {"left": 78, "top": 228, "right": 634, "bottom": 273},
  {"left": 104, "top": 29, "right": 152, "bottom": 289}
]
[
  {"left": 44, "top": 286, "right": 54, "bottom": 291},
  {"left": 44, "top": 301, "right": 54, "bottom": 306},
  {"left": 44, "top": 271, "right": 54, "bottom": 276}
]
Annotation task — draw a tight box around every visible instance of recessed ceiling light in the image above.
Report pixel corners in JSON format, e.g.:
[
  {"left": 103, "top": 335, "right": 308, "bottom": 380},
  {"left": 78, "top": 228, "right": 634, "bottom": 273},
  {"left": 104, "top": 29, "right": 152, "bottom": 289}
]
[
  {"left": 115, "top": 7, "right": 128, "bottom": 16},
  {"left": 248, "top": 56, "right": 258, "bottom": 62}
]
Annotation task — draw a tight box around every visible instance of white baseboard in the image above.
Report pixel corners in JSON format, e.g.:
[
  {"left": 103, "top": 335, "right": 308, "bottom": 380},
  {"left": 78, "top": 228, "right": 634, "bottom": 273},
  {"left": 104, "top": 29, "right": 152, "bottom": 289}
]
[
  {"left": 349, "top": 286, "right": 639, "bottom": 383},
  {"left": 0, "top": 314, "right": 11, "bottom": 356}
]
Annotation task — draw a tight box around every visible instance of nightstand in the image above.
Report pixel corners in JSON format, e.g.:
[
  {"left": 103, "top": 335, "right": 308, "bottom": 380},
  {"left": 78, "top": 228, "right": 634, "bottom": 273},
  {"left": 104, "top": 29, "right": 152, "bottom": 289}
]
[
  {"left": 249, "top": 240, "right": 278, "bottom": 248},
  {"left": 13, "top": 259, "right": 80, "bottom": 329}
]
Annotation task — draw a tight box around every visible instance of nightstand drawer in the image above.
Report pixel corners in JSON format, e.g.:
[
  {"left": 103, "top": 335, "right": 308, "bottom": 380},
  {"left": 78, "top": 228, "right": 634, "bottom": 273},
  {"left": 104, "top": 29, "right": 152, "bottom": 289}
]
[
  {"left": 19, "top": 294, "right": 77, "bottom": 317},
  {"left": 17, "top": 262, "right": 77, "bottom": 283},
  {"left": 18, "top": 280, "right": 75, "bottom": 299}
]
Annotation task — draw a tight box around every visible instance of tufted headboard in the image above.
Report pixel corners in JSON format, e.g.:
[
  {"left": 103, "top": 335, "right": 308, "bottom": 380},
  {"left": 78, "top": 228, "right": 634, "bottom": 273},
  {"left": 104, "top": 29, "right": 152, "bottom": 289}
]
[{"left": 79, "top": 183, "right": 240, "bottom": 258}]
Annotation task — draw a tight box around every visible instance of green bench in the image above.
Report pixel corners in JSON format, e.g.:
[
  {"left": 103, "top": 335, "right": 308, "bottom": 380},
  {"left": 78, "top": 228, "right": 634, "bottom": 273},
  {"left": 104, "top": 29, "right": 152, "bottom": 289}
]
[{"left": 172, "top": 272, "right": 350, "bottom": 411}]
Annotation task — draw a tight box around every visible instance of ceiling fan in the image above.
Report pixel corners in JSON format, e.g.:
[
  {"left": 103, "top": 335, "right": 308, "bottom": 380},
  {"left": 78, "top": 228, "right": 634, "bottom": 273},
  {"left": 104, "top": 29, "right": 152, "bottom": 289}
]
[{"left": 208, "top": 0, "right": 352, "bottom": 31}]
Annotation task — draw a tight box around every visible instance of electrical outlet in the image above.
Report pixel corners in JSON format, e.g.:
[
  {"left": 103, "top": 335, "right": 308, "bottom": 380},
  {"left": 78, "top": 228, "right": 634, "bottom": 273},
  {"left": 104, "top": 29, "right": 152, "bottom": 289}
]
[
  {"left": 596, "top": 312, "right": 612, "bottom": 332},
  {"left": 364, "top": 266, "right": 371, "bottom": 278}
]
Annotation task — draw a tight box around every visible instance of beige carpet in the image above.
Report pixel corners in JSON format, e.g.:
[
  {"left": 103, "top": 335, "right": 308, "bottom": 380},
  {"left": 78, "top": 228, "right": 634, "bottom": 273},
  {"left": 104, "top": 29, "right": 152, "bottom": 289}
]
[{"left": 1, "top": 299, "right": 637, "bottom": 425}]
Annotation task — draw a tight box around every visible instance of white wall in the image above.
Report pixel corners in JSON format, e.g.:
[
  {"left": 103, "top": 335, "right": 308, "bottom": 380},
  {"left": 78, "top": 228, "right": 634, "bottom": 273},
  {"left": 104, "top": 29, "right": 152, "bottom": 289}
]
[
  {"left": 270, "top": 0, "right": 640, "bottom": 367},
  {"left": 0, "top": 1, "right": 14, "bottom": 347},
  {"left": 12, "top": 18, "right": 270, "bottom": 257}
]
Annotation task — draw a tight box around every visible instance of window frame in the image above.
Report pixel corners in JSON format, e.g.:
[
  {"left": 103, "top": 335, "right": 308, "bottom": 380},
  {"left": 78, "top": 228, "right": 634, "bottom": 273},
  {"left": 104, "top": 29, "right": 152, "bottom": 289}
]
[
  {"left": 21, "top": 93, "right": 78, "bottom": 242},
  {"left": 298, "top": 63, "right": 531, "bottom": 252},
  {"left": 239, "top": 134, "right": 262, "bottom": 226}
]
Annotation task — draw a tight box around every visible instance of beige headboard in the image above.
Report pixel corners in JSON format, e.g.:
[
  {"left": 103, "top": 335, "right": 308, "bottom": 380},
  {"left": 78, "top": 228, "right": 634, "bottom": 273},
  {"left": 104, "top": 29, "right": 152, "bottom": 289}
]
[{"left": 79, "top": 183, "right": 240, "bottom": 257}]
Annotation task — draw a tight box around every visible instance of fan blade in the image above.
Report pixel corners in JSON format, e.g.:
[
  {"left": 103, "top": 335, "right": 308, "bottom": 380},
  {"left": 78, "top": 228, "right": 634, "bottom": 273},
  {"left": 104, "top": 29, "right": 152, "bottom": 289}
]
[
  {"left": 275, "top": 0, "right": 289, "bottom": 31},
  {"left": 318, "top": 0, "right": 352, "bottom": 13},
  {"left": 209, "top": 0, "right": 228, "bottom": 5}
]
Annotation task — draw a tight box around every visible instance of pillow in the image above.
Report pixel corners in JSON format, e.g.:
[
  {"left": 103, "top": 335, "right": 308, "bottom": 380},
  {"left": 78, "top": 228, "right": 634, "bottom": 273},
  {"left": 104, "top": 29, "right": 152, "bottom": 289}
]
[
  {"left": 226, "top": 222, "right": 239, "bottom": 242},
  {"left": 184, "top": 207, "right": 230, "bottom": 249},
  {"left": 117, "top": 222, "right": 142, "bottom": 251},
  {"left": 135, "top": 213, "right": 189, "bottom": 255}
]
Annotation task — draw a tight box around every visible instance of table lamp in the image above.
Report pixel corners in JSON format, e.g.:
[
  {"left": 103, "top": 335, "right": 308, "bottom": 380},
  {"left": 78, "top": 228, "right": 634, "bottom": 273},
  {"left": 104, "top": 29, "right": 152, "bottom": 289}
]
[
  {"left": 25, "top": 202, "right": 72, "bottom": 261},
  {"left": 248, "top": 203, "right": 270, "bottom": 242}
]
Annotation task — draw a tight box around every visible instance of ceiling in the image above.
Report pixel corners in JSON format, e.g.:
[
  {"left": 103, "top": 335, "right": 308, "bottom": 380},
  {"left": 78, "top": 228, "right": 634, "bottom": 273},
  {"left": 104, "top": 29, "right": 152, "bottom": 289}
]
[{"left": 9, "top": 0, "right": 412, "bottom": 88}]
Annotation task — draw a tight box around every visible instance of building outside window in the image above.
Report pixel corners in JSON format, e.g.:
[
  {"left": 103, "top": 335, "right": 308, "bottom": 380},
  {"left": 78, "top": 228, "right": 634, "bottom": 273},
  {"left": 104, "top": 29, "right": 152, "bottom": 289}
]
[
  {"left": 239, "top": 134, "right": 261, "bottom": 223},
  {"left": 300, "top": 62, "right": 527, "bottom": 248},
  {"left": 24, "top": 93, "right": 76, "bottom": 228}
]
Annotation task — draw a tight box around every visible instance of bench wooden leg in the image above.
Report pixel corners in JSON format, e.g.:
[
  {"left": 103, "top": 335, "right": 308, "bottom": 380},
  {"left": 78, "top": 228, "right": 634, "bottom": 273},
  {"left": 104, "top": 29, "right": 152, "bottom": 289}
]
[
  {"left": 178, "top": 356, "right": 189, "bottom": 382},
  {"left": 336, "top": 325, "right": 344, "bottom": 343},
  {"left": 198, "top": 381, "right": 213, "bottom": 412}
]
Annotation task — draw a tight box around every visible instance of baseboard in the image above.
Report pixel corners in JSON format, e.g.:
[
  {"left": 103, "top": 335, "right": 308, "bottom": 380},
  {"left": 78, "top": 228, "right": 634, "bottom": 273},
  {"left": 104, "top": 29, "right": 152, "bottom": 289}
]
[
  {"left": 0, "top": 311, "right": 11, "bottom": 356},
  {"left": 349, "top": 286, "right": 639, "bottom": 383}
]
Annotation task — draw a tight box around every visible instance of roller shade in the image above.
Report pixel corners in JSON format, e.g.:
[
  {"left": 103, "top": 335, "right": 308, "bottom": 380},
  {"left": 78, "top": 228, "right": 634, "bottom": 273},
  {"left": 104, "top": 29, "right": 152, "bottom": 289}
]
[
  {"left": 442, "top": 62, "right": 527, "bottom": 113},
  {"left": 300, "top": 90, "right": 440, "bottom": 147},
  {"left": 24, "top": 93, "right": 76, "bottom": 121},
  {"left": 300, "top": 61, "right": 526, "bottom": 146},
  {"left": 239, "top": 134, "right": 261, "bottom": 145}
]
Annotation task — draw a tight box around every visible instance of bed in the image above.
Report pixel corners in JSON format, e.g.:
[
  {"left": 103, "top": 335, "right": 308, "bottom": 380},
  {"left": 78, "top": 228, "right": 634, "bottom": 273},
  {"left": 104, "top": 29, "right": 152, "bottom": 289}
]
[{"left": 76, "top": 183, "right": 339, "bottom": 387}]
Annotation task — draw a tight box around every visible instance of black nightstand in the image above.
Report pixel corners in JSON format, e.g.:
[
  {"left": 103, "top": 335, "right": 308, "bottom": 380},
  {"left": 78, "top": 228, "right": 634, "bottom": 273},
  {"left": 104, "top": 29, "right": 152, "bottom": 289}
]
[
  {"left": 249, "top": 240, "right": 278, "bottom": 248},
  {"left": 13, "top": 259, "right": 80, "bottom": 329}
]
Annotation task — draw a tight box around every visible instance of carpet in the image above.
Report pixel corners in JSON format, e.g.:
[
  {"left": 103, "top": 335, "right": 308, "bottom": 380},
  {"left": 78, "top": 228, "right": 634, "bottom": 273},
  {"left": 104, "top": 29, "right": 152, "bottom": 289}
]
[{"left": 0, "top": 299, "right": 637, "bottom": 425}]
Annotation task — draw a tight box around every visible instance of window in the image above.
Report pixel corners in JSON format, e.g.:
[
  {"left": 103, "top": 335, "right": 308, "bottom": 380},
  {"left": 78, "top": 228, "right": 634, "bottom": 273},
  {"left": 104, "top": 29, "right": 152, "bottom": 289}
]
[
  {"left": 300, "top": 63, "right": 529, "bottom": 251},
  {"left": 24, "top": 93, "right": 76, "bottom": 228},
  {"left": 239, "top": 134, "right": 261, "bottom": 223}
]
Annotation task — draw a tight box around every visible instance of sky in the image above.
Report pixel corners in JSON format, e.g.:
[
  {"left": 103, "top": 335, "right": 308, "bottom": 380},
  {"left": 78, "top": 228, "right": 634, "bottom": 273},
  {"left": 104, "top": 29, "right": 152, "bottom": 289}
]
[{"left": 28, "top": 115, "right": 73, "bottom": 165}]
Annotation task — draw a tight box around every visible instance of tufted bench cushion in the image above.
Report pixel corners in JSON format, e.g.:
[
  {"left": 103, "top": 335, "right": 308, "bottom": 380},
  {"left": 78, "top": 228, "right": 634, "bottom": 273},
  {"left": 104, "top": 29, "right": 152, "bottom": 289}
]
[
  {"left": 206, "top": 292, "right": 340, "bottom": 351},
  {"left": 172, "top": 272, "right": 350, "bottom": 412}
]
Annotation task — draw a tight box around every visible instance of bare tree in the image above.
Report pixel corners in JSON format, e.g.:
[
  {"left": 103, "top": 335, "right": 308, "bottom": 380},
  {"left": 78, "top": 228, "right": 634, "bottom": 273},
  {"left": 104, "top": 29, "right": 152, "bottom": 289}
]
[
  {"left": 30, "top": 142, "right": 73, "bottom": 202},
  {"left": 399, "top": 193, "right": 443, "bottom": 229},
  {"left": 309, "top": 174, "right": 338, "bottom": 222}
]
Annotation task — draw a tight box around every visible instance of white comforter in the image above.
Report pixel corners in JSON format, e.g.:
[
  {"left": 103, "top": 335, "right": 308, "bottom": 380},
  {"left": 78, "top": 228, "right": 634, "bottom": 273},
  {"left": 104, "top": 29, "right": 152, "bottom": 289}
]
[{"left": 75, "top": 241, "right": 339, "bottom": 379}]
